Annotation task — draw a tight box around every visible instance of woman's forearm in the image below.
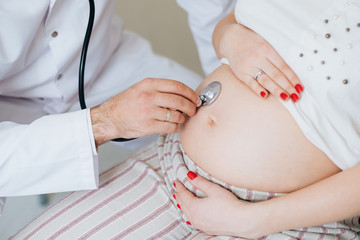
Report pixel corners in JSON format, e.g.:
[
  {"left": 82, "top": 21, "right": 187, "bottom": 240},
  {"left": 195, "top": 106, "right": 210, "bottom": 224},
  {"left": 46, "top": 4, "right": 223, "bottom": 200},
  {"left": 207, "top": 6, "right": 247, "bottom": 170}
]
[
  {"left": 212, "top": 10, "right": 238, "bottom": 59},
  {"left": 252, "top": 164, "right": 360, "bottom": 237}
]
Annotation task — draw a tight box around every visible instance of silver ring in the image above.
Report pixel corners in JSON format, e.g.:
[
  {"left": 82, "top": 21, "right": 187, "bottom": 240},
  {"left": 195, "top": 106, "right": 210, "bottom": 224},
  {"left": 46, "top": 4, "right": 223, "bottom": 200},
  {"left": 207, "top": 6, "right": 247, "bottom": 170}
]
[
  {"left": 254, "top": 70, "right": 265, "bottom": 81},
  {"left": 165, "top": 110, "right": 171, "bottom": 122}
]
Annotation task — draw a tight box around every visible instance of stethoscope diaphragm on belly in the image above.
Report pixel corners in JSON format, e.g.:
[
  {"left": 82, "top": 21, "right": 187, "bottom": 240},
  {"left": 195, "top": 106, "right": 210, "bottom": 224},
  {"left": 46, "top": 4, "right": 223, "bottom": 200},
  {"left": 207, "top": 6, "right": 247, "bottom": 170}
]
[{"left": 199, "top": 81, "right": 222, "bottom": 107}]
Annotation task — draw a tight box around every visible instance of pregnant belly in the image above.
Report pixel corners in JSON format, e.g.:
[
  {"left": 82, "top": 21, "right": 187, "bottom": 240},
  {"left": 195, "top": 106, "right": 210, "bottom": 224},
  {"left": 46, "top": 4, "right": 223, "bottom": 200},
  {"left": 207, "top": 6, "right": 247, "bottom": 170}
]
[{"left": 180, "top": 65, "right": 340, "bottom": 193}]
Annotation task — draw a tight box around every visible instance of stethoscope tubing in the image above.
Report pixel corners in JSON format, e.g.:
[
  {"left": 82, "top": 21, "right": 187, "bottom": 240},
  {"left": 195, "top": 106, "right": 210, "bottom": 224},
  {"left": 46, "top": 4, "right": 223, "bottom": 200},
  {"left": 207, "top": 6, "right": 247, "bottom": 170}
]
[{"left": 79, "top": 0, "right": 134, "bottom": 142}]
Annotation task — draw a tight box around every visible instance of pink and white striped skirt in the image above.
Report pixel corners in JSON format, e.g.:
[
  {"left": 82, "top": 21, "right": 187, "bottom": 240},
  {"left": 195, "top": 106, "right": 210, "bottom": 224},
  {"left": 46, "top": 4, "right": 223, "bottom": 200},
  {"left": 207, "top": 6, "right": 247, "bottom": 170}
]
[{"left": 12, "top": 133, "right": 360, "bottom": 239}]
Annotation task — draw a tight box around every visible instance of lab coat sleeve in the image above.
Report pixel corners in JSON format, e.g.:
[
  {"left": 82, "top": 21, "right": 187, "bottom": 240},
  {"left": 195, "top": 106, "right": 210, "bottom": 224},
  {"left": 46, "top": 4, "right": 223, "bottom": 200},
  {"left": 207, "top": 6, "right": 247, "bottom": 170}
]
[
  {"left": 0, "top": 109, "right": 98, "bottom": 202},
  {"left": 176, "top": 0, "right": 236, "bottom": 75}
]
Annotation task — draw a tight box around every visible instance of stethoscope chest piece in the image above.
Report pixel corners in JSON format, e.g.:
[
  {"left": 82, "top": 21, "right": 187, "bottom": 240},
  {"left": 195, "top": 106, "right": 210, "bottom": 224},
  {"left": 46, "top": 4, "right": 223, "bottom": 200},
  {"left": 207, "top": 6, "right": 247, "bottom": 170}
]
[{"left": 199, "top": 81, "right": 222, "bottom": 107}]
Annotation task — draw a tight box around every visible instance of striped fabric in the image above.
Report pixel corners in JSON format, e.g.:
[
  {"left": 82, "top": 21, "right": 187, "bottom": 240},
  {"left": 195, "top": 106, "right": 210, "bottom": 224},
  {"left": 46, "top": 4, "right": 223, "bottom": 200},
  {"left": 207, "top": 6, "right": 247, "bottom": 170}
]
[{"left": 12, "top": 133, "right": 360, "bottom": 240}]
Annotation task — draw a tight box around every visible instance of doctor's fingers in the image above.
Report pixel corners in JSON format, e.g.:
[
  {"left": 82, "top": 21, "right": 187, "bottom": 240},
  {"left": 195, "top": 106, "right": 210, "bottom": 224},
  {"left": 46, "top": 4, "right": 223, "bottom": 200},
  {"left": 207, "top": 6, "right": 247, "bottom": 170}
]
[
  {"left": 155, "top": 107, "right": 186, "bottom": 124},
  {"left": 142, "top": 78, "right": 201, "bottom": 107},
  {"left": 154, "top": 92, "right": 198, "bottom": 117}
]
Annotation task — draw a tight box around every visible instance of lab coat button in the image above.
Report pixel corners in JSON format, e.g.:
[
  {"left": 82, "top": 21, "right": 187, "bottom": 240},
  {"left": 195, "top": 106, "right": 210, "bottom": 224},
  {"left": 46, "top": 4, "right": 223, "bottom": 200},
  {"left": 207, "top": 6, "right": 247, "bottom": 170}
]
[{"left": 51, "top": 31, "right": 58, "bottom": 38}]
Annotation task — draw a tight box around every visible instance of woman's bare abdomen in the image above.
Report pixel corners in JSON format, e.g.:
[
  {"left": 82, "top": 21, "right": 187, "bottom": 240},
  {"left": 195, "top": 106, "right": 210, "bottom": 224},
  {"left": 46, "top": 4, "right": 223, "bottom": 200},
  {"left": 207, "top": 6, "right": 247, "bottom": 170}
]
[{"left": 180, "top": 66, "right": 340, "bottom": 193}]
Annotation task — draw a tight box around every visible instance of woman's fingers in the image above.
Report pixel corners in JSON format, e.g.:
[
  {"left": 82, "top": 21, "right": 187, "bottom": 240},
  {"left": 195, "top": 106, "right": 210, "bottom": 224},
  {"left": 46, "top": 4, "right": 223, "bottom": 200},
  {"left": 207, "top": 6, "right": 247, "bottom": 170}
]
[
  {"left": 239, "top": 58, "right": 302, "bottom": 102},
  {"left": 230, "top": 65, "right": 269, "bottom": 99},
  {"left": 183, "top": 172, "right": 219, "bottom": 197},
  {"left": 173, "top": 172, "right": 249, "bottom": 235},
  {"left": 175, "top": 172, "right": 226, "bottom": 201},
  {"left": 174, "top": 181, "right": 196, "bottom": 204},
  {"left": 253, "top": 72, "right": 290, "bottom": 101},
  {"left": 267, "top": 48, "right": 303, "bottom": 90},
  {"left": 221, "top": 24, "right": 304, "bottom": 101},
  {"left": 258, "top": 59, "right": 301, "bottom": 101},
  {"left": 238, "top": 64, "right": 300, "bottom": 102},
  {"left": 173, "top": 178, "right": 209, "bottom": 227}
]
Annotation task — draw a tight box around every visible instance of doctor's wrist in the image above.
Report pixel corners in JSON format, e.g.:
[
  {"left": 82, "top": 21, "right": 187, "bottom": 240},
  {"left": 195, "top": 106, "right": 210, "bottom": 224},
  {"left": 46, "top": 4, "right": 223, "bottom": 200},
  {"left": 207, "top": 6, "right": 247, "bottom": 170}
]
[{"left": 90, "top": 106, "right": 118, "bottom": 147}]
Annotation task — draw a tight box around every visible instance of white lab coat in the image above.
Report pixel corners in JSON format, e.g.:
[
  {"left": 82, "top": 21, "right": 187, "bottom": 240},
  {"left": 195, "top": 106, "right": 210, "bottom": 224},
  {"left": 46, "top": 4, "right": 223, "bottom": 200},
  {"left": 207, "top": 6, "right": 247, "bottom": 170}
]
[{"left": 0, "top": 0, "right": 235, "bottom": 214}]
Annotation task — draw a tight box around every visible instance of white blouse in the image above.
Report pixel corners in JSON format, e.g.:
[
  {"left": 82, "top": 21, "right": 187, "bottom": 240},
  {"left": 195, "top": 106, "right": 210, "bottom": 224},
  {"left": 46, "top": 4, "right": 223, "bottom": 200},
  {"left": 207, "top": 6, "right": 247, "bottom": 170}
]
[{"left": 235, "top": 0, "right": 360, "bottom": 169}]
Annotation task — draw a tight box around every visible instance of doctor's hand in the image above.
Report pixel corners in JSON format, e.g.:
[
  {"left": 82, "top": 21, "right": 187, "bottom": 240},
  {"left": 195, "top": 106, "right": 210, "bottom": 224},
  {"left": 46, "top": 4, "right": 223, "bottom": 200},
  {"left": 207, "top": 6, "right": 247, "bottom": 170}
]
[
  {"left": 90, "top": 78, "right": 201, "bottom": 147},
  {"left": 173, "top": 172, "right": 264, "bottom": 239},
  {"left": 213, "top": 10, "right": 303, "bottom": 102}
]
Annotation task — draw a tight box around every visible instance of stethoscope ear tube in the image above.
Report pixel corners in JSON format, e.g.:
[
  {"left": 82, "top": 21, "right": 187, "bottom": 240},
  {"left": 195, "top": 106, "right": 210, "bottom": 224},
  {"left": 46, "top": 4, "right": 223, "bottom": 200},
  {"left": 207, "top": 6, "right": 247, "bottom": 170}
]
[
  {"left": 79, "top": 0, "right": 135, "bottom": 142},
  {"left": 79, "top": 0, "right": 95, "bottom": 110}
]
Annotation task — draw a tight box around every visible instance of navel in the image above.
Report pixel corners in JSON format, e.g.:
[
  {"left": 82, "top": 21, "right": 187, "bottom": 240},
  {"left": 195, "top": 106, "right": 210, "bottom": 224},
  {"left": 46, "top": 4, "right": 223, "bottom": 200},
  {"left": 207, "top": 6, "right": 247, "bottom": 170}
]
[{"left": 207, "top": 116, "right": 216, "bottom": 127}]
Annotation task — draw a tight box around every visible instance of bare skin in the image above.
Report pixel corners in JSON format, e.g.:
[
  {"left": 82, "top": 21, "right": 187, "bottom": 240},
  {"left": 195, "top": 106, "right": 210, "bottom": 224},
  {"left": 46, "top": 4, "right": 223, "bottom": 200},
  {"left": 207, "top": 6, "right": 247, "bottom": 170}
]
[
  {"left": 180, "top": 65, "right": 340, "bottom": 193},
  {"left": 175, "top": 66, "right": 360, "bottom": 238},
  {"left": 174, "top": 6, "right": 359, "bottom": 238},
  {"left": 91, "top": 78, "right": 201, "bottom": 147},
  {"left": 212, "top": 10, "right": 303, "bottom": 101}
]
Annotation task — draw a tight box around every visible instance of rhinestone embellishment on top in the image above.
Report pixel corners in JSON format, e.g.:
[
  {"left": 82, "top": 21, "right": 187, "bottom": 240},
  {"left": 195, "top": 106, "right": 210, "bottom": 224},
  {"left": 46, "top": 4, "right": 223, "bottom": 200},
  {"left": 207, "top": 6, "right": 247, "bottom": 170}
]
[{"left": 298, "top": 17, "right": 358, "bottom": 85}]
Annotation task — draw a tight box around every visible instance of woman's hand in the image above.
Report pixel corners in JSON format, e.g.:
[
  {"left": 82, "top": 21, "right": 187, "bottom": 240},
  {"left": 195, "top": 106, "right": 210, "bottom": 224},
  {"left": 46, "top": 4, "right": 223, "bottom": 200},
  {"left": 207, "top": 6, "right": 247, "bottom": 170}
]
[
  {"left": 213, "top": 11, "right": 303, "bottom": 102},
  {"left": 91, "top": 78, "right": 201, "bottom": 147},
  {"left": 173, "top": 171, "right": 262, "bottom": 238}
]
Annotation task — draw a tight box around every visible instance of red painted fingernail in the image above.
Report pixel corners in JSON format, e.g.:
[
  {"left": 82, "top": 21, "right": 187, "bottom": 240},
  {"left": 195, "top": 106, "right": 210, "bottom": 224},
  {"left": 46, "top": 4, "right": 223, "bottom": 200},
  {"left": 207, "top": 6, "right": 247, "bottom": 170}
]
[
  {"left": 187, "top": 171, "right": 198, "bottom": 180},
  {"left": 186, "top": 221, "right": 192, "bottom": 225},
  {"left": 280, "top": 93, "right": 288, "bottom": 101},
  {"left": 295, "top": 84, "right": 303, "bottom": 93},
  {"left": 173, "top": 183, "right": 176, "bottom": 188},
  {"left": 291, "top": 94, "right": 299, "bottom": 102},
  {"left": 260, "top": 91, "right": 266, "bottom": 98},
  {"left": 173, "top": 194, "right": 176, "bottom": 199},
  {"left": 177, "top": 204, "right": 181, "bottom": 209}
]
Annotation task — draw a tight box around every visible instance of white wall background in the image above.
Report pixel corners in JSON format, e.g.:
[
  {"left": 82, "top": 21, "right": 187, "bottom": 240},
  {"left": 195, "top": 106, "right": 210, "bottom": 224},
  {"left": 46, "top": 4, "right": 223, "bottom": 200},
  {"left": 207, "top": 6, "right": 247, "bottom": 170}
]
[{"left": 115, "top": 0, "right": 203, "bottom": 76}]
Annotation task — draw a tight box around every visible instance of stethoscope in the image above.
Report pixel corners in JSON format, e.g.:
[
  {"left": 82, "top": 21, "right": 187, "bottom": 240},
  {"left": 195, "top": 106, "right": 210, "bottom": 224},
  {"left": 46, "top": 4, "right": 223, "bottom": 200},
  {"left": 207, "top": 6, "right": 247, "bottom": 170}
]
[{"left": 79, "top": 0, "right": 221, "bottom": 142}]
